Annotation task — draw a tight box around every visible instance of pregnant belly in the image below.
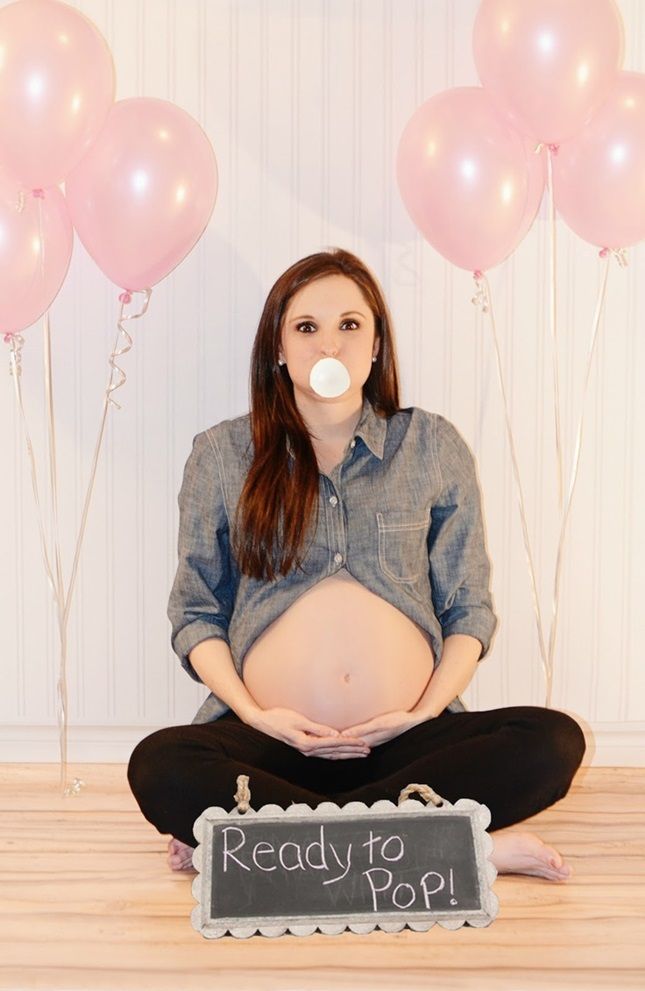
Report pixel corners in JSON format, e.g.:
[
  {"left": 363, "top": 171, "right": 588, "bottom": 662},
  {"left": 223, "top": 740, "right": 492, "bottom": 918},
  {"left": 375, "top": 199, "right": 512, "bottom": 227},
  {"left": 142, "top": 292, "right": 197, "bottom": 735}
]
[{"left": 241, "top": 568, "right": 436, "bottom": 730}]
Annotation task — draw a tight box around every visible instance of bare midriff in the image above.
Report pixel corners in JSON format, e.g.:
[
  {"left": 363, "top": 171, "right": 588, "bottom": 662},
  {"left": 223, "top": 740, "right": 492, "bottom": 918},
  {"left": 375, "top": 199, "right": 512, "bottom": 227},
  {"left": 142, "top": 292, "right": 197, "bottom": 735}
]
[{"left": 241, "top": 567, "right": 436, "bottom": 731}]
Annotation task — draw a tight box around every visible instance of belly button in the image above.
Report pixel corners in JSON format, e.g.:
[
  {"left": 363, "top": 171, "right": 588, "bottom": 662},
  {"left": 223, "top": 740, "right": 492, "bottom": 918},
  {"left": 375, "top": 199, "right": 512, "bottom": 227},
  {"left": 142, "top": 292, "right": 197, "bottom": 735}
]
[{"left": 342, "top": 673, "right": 351, "bottom": 683}]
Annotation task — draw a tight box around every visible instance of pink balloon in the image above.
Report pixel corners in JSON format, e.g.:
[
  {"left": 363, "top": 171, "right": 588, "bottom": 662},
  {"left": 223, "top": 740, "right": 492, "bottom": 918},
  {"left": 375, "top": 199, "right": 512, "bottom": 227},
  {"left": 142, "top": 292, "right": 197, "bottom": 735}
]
[
  {"left": 0, "top": 0, "right": 115, "bottom": 189},
  {"left": 0, "top": 178, "right": 73, "bottom": 336},
  {"left": 396, "top": 87, "right": 540, "bottom": 272},
  {"left": 65, "top": 98, "right": 218, "bottom": 291},
  {"left": 552, "top": 72, "right": 645, "bottom": 250},
  {"left": 473, "top": 0, "right": 624, "bottom": 145}
]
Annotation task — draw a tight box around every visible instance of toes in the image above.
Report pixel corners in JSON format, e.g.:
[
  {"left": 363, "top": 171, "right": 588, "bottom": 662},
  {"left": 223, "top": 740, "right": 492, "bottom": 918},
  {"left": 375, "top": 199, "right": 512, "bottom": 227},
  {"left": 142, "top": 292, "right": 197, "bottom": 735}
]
[
  {"left": 547, "top": 854, "right": 572, "bottom": 876},
  {"left": 169, "top": 855, "right": 194, "bottom": 871},
  {"left": 545, "top": 858, "right": 569, "bottom": 876},
  {"left": 166, "top": 837, "right": 197, "bottom": 872},
  {"left": 550, "top": 865, "right": 572, "bottom": 881}
]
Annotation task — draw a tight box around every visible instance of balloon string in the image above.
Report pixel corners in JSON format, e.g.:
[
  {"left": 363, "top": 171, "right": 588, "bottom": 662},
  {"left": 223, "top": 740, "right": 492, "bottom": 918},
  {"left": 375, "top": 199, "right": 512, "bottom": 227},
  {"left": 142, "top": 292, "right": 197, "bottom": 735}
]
[
  {"left": 45, "top": 308, "right": 77, "bottom": 796},
  {"left": 62, "top": 288, "right": 151, "bottom": 632},
  {"left": 35, "top": 196, "right": 74, "bottom": 795},
  {"left": 546, "top": 251, "right": 613, "bottom": 706},
  {"left": 51, "top": 286, "right": 150, "bottom": 795},
  {"left": 472, "top": 252, "right": 616, "bottom": 706},
  {"left": 6, "top": 326, "right": 84, "bottom": 796},
  {"left": 546, "top": 145, "right": 564, "bottom": 515},
  {"left": 3, "top": 266, "right": 150, "bottom": 796},
  {"left": 5, "top": 333, "right": 59, "bottom": 601},
  {"left": 471, "top": 272, "right": 550, "bottom": 694}
]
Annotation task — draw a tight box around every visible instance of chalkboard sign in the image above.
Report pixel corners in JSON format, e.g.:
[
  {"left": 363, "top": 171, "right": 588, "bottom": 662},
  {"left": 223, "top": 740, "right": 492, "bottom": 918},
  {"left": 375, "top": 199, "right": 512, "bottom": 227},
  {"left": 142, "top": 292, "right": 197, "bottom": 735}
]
[{"left": 191, "top": 783, "right": 499, "bottom": 938}]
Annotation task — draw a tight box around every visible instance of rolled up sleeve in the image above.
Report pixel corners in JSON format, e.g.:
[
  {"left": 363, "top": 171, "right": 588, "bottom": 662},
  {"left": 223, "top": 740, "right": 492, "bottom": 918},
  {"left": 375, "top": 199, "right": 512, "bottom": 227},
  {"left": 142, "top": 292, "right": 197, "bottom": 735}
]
[
  {"left": 428, "top": 415, "right": 498, "bottom": 660},
  {"left": 167, "top": 430, "right": 237, "bottom": 682}
]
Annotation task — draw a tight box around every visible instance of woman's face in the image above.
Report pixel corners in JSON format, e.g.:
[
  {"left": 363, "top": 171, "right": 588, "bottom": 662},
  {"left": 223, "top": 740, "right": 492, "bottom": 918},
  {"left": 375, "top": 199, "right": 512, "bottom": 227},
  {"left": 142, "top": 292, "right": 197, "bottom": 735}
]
[{"left": 279, "top": 274, "right": 380, "bottom": 400}]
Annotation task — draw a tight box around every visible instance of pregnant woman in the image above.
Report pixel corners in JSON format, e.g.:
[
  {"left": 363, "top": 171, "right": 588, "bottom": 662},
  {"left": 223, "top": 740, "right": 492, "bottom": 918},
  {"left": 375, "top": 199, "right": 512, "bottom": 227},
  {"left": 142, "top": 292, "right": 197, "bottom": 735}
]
[{"left": 127, "top": 248, "right": 586, "bottom": 881}]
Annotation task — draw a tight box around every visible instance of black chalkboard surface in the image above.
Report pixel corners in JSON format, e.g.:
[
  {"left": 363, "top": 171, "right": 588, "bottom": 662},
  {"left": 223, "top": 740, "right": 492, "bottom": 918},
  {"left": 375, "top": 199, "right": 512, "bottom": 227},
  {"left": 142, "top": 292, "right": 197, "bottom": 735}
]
[{"left": 191, "top": 787, "right": 498, "bottom": 938}]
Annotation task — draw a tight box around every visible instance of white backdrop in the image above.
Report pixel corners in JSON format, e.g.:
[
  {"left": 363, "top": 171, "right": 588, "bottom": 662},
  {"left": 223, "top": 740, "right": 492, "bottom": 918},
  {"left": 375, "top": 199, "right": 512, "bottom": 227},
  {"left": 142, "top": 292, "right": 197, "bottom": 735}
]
[{"left": 1, "top": 0, "right": 644, "bottom": 764}]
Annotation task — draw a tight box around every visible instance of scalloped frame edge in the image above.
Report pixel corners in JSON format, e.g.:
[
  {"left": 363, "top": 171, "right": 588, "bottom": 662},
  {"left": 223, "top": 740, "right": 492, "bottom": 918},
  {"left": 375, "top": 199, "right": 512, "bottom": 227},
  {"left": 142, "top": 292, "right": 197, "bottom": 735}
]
[{"left": 190, "top": 796, "right": 499, "bottom": 938}]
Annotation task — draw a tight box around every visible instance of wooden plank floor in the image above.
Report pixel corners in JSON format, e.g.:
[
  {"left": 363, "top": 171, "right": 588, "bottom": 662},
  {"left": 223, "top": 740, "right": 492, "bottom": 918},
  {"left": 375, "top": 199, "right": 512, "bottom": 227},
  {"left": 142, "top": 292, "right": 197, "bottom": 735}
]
[{"left": 1, "top": 761, "right": 644, "bottom": 991}]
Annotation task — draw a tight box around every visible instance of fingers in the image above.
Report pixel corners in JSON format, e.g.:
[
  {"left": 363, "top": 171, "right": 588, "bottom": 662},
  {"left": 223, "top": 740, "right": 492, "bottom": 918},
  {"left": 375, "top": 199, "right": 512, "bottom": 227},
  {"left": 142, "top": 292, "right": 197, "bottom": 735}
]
[
  {"left": 312, "top": 750, "right": 369, "bottom": 759},
  {"left": 306, "top": 744, "right": 371, "bottom": 758},
  {"left": 301, "top": 720, "right": 342, "bottom": 738},
  {"left": 298, "top": 740, "right": 370, "bottom": 754},
  {"left": 300, "top": 731, "right": 369, "bottom": 748},
  {"left": 301, "top": 742, "right": 370, "bottom": 755},
  {"left": 300, "top": 720, "right": 369, "bottom": 745}
]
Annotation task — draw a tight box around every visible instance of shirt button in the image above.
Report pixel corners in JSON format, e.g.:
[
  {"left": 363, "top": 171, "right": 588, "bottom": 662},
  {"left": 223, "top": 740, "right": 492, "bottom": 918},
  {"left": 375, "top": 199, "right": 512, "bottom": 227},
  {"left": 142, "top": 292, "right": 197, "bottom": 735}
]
[
  {"left": 329, "top": 495, "right": 338, "bottom": 506},
  {"left": 334, "top": 552, "right": 343, "bottom": 565}
]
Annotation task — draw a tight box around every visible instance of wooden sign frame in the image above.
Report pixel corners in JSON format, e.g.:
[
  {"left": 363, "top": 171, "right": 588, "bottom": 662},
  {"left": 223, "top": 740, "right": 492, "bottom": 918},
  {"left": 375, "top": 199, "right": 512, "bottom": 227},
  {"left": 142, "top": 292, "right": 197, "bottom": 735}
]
[{"left": 191, "top": 795, "right": 499, "bottom": 939}]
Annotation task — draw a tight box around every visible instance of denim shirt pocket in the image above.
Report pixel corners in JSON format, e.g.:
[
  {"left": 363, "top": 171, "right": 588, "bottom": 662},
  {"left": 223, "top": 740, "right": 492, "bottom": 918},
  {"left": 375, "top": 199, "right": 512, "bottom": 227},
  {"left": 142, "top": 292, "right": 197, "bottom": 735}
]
[{"left": 376, "top": 508, "right": 430, "bottom": 583}]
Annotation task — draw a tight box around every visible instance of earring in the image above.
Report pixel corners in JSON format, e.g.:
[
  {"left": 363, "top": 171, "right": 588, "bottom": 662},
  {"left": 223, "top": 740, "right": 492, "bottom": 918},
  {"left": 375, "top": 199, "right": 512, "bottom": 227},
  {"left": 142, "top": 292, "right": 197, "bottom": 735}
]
[
  {"left": 372, "top": 356, "right": 377, "bottom": 363},
  {"left": 278, "top": 358, "right": 285, "bottom": 366}
]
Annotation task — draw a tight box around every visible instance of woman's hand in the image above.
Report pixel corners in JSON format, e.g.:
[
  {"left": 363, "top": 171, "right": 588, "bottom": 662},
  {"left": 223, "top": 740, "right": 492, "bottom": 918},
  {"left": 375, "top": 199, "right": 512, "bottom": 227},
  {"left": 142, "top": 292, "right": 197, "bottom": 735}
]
[
  {"left": 305, "top": 709, "right": 432, "bottom": 758},
  {"left": 250, "top": 706, "right": 372, "bottom": 759},
  {"left": 308, "top": 709, "right": 426, "bottom": 756}
]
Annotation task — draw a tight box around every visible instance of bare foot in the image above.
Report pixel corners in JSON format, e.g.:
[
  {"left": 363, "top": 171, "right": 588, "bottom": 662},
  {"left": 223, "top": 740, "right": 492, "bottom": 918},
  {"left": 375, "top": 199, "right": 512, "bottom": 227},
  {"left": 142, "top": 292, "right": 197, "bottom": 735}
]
[
  {"left": 489, "top": 828, "right": 573, "bottom": 881},
  {"left": 167, "top": 836, "right": 196, "bottom": 872}
]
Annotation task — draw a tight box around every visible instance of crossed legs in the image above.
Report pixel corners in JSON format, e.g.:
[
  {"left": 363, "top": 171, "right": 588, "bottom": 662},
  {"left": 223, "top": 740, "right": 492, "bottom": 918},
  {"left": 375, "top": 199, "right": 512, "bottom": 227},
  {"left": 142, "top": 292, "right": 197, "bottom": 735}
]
[{"left": 128, "top": 704, "right": 586, "bottom": 880}]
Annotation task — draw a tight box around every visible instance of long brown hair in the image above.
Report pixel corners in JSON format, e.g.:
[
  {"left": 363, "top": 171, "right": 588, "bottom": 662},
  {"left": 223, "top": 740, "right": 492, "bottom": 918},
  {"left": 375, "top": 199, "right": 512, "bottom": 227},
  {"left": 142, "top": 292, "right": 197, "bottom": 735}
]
[{"left": 231, "top": 248, "right": 402, "bottom": 581}]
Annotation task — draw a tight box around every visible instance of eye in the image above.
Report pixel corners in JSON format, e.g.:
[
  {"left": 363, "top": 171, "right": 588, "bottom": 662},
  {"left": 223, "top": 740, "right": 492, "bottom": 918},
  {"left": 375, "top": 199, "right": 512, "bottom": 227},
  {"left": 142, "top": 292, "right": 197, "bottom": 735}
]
[{"left": 295, "top": 319, "right": 360, "bottom": 333}]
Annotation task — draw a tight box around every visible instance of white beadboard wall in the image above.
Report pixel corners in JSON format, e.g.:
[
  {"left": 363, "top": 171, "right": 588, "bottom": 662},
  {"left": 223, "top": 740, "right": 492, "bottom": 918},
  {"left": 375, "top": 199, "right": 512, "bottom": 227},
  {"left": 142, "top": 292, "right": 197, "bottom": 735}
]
[{"left": 1, "top": 0, "right": 644, "bottom": 765}]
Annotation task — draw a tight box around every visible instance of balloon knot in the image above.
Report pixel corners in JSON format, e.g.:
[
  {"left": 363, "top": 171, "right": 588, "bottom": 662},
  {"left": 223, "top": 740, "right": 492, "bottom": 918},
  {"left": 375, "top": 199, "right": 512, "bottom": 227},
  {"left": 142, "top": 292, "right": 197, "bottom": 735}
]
[
  {"left": 599, "top": 247, "right": 610, "bottom": 258},
  {"left": 32, "top": 188, "right": 45, "bottom": 199},
  {"left": 118, "top": 291, "right": 133, "bottom": 304},
  {"left": 3, "top": 332, "right": 15, "bottom": 344},
  {"left": 471, "top": 274, "right": 489, "bottom": 313},
  {"left": 547, "top": 144, "right": 559, "bottom": 155}
]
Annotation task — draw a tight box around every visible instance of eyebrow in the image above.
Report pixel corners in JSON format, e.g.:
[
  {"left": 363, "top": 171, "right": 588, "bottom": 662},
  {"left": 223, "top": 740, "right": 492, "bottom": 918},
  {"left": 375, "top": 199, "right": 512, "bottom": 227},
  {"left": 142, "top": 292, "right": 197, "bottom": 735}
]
[{"left": 289, "top": 310, "right": 366, "bottom": 323}]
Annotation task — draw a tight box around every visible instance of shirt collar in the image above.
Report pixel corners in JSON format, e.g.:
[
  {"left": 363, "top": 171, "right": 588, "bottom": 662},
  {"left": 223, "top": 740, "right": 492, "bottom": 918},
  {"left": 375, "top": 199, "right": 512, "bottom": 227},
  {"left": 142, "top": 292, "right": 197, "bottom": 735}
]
[{"left": 286, "top": 393, "right": 386, "bottom": 461}]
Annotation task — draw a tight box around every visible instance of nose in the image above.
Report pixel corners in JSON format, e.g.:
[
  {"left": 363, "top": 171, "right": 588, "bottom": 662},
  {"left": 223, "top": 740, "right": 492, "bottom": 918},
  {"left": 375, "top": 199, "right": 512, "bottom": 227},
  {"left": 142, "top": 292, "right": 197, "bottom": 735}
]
[{"left": 320, "top": 340, "right": 340, "bottom": 358}]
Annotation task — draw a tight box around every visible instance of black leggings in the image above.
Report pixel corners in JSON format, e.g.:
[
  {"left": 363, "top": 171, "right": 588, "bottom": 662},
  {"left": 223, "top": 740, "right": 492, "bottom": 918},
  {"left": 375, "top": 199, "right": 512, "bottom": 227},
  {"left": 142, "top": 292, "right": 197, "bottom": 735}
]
[{"left": 127, "top": 704, "right": 587, "bottom": 848}]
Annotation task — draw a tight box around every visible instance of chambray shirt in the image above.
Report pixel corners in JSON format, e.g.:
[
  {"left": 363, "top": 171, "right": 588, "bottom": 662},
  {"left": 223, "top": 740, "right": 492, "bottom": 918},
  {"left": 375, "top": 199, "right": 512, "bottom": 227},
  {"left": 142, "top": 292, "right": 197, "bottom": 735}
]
[{"left": 168, "top": 393, "right": 498, "bottom": 724}]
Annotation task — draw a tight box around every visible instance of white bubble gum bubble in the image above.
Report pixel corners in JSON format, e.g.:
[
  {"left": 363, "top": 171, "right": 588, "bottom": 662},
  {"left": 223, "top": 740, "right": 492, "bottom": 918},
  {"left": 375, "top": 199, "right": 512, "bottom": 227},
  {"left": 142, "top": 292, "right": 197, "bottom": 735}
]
[{"left": 309, "top": 357, "right": 351, "bottom": 398}]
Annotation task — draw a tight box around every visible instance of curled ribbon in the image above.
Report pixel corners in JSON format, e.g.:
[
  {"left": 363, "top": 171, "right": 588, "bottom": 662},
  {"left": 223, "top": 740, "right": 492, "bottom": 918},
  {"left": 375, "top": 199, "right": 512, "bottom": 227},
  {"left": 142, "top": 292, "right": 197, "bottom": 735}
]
[
  {"left": 4, "top": 331, "right": 25, "bottom": 374},
  {"left": 61, "top": 289, "right": 151, "bottom": 795},
  {"left": 62, "top": 287, "right": 152, "bottom": 633},
  {"left": 471, "top": 271, "right": 489, "bottom": 312},
  {"left": 57, "top": 288, "right": 151, "bottom": 795},
  {"left": 107, "top": 288, "right": 150, "bottom": 410}
]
